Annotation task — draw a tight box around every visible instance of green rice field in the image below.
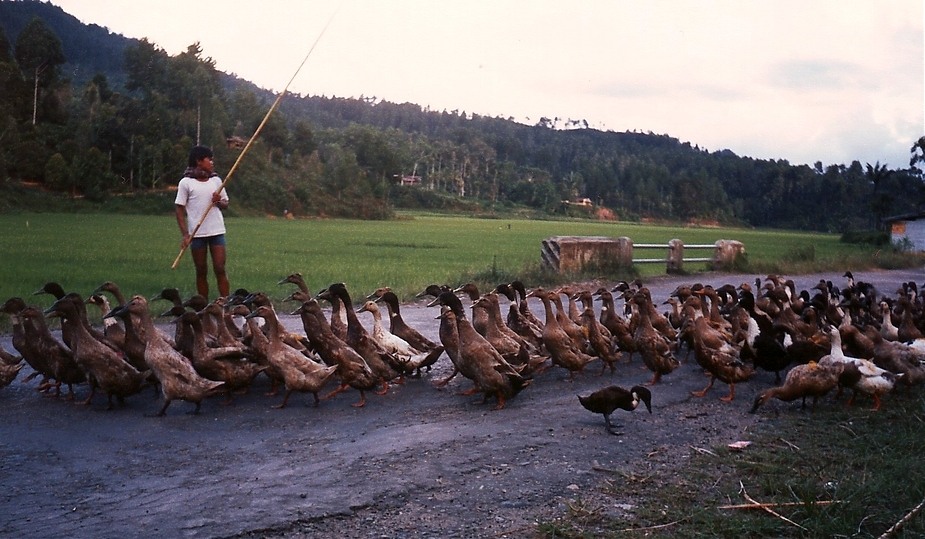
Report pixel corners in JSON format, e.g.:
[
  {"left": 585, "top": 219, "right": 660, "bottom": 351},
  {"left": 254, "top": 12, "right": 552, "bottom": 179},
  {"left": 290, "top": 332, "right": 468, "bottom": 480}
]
[{"left": 0, "top": 211, "right": 890, "bottom": 306}]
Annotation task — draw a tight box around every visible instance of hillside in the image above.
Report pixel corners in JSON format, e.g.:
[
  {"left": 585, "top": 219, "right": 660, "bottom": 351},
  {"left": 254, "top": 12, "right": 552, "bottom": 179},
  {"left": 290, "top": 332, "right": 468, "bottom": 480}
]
[{"left": 1, "top": 0, "right": 923, "bottom": 231}]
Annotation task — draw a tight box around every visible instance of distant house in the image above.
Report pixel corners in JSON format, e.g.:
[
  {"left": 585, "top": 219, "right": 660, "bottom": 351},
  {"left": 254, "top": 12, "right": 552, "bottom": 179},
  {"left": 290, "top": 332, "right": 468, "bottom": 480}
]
[
  {"left": 885, "top": 211, "right": 925, "bottom": 251},
  {"left": 561, "top": 197, "right": 594, "bottom": 207},
  {"left": 398, "top": 175, "right": 422, "bottom": 186},
  {"left": 226, "top": 136, "right": 246, "bottom": 150}
]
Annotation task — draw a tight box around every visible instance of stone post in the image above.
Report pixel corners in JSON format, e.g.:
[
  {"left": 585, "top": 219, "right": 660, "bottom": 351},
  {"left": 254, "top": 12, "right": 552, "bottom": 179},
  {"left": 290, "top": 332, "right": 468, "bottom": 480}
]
[
  {"left": 667, "top": 239, "right": 684, "bottom": 274},
  {"left": 712, "top": 240, "right": 745, "bottom": 270},
  {"left": 615, "top": 236, "right": 633, "bottom": 268}
]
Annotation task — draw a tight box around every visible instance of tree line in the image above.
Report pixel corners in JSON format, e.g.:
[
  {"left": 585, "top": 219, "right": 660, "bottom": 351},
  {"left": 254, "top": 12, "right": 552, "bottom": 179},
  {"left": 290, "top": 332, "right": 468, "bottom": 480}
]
[{"left": 1, "top": 1, "right": 924, "bottom": 232}]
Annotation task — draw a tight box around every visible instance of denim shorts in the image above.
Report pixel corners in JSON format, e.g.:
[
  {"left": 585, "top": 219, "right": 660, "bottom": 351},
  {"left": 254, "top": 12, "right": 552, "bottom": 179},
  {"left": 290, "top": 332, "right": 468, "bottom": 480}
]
[{"left": 190, "top": 234, "right": 226, "bottom": 250}]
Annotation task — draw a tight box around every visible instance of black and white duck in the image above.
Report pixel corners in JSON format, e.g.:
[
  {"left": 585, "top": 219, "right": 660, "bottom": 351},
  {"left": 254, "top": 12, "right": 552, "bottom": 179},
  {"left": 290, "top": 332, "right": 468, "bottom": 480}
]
[{"left": 578, "top": 385, "right": 652, "bottom": 435}]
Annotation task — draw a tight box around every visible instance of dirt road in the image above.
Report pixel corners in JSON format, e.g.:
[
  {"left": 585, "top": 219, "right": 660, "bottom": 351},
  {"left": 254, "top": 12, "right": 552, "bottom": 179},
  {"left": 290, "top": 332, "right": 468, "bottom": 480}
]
[{"left": 1, "top": 268, "right": 921, "bottom": 538}]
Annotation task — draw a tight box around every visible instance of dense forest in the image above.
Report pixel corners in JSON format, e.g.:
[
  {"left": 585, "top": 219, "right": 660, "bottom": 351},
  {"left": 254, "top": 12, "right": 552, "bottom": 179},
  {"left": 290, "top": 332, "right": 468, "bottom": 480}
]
[{"left": 1, "top": 0, "right": 924, "bottom": 232}]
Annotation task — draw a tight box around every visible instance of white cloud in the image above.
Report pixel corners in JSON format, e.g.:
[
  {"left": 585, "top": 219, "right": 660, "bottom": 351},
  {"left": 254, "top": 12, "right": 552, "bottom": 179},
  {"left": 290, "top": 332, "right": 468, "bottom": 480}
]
[{"left": 51, "top": 0, "right": 923, "bottom": 167}]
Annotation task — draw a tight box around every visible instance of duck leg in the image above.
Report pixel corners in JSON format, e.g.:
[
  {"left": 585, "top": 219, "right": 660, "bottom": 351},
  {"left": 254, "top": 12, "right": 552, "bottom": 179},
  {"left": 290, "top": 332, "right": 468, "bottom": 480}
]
[
  {"left": 871, "top": 394, "right": 882, "bottom": 411},
  {"left": 352, "top": 390, "right": 367, "bottom": 408},
  {"left": 151, "top": 399, "right": 172, "bottom": 417},
  {"left": 719, "top": 383, "right": 736, "bottom": 403},
  {"left": 645, "top": 372, "right": 662, "bottom": 386},
  {"left": 604, "top": 414, "right": 624, "bottom": 436},
  {"left": 273, "top": 390, "right": 293, "bottom": 409},
  {"left": 323, "top": 383, "right": 350, "bottom": 401},
  {"left": 493, "top": 392, "right": 507, "bottom": 410},
  {"left": 81, "top": 385, "right": 96, "bottom": 406},
  {"left": 456, "top": 385, "right": 480, "bottom": 396},
  {"left": 691, "top": 375, "right": 716, "bottom": 398},
  {"left": 374, "top": 380, "right": 390, "bottom": 396},
  {"left": 433, "top": 368, "right": 459, "bottom": 388},
  {"left": 187, "top": 401, "right": 202, "bottom": 415}
]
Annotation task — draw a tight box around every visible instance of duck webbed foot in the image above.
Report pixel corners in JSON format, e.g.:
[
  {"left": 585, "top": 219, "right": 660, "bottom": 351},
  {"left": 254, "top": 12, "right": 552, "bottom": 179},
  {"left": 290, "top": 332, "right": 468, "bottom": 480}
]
[
  {"left": 604, "top": 414, "right": 624, "bottom": 435},
  {"left": 351, "top": 391, "right": 367, "bottom": 408},
  {"left": 322, "top": 383, "right": 349, "bottom": 401},
  {"left": 691, "top": 376, "right": 716, "bottom": 398},
  {"left": 185, "top": 401, "right": 203, "bottom": 415},
  {"left": 456, "top": 385, "right": 480, "bottom": 396}
]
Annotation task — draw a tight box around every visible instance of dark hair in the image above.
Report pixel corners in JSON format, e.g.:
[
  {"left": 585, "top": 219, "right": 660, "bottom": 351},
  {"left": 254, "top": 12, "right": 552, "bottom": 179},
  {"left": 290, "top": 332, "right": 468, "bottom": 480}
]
[{"left": 188, "top": 145, "right": 213, "bottom": 167}]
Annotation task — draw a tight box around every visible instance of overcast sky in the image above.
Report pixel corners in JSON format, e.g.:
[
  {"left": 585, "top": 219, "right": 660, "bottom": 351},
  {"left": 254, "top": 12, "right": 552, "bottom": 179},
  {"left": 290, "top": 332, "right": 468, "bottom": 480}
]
[{"left": 52, "top": 0, "right": 923, "bottom": 169}]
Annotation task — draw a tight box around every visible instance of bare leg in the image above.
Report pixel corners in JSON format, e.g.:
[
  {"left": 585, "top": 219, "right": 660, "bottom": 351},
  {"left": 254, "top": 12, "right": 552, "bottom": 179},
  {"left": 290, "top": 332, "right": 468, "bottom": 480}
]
[
  {"left": 210, "top": 243, "right": 229, "bottom": 297},
  {"left": 191, "top": 246, "right": 210, "bottom": 298}
]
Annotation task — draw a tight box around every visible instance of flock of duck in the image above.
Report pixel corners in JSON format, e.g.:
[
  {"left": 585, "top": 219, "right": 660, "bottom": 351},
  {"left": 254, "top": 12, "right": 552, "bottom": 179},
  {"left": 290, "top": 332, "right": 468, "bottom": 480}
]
[{"left": 1, "top": 271, "right": 924, "bottom": 433}]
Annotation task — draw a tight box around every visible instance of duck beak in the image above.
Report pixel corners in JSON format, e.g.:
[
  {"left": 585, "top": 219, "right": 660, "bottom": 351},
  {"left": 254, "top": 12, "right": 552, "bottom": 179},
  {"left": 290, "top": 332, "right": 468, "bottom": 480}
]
[
  {"left": 103, "top": 304, "right": 127, "bottom": 320},
  {"left": 426, "top": 297, "right": 441, "bottom": 308},
  {"left": 633, "top": 386, "right": 653, "bottom": 413}
]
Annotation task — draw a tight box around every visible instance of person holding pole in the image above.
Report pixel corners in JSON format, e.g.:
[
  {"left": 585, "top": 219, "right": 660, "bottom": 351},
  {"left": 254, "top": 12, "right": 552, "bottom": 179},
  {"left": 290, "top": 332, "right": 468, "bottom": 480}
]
[{"left": 175, "top": 145, "right": 230, "bottom": 298}]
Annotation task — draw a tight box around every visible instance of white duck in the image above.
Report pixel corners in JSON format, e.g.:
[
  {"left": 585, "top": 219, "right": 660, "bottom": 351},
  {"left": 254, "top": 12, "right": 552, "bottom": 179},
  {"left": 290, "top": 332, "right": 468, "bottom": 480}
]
[
  {"left": 820, "top": 326, "right": 902, "bottom": 411},
  {"left": 356, "top": 300, "right": 442, "bottom": 374}
]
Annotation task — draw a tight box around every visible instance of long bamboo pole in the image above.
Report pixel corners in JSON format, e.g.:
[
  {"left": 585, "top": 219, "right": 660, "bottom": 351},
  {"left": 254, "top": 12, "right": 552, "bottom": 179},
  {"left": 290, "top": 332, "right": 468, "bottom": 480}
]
[{"left": 171, "top": 8, "right": 339, "bottom": 269}]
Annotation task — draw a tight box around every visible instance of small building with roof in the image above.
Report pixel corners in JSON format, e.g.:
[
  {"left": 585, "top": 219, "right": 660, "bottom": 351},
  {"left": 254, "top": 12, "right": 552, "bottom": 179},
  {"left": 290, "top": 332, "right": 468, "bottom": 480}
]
[{"left": 885, "top": 211, "right": 925, "bottom": 252}]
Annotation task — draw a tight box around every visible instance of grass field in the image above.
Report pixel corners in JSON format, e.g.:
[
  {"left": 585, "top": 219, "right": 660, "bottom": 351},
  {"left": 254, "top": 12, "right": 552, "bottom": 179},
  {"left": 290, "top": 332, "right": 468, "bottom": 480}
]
[
  {"left": 541, "top": 390, "right": 925, "bottom": 538},
  {"left": 0, "top": 211, "right": 905, "bottom": 306}
]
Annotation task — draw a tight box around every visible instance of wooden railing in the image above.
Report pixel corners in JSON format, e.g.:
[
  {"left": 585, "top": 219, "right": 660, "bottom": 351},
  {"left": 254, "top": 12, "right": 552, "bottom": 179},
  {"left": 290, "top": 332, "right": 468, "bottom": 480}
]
[{"left": 541, "top": 236, "right": 745, "bottom": 274}]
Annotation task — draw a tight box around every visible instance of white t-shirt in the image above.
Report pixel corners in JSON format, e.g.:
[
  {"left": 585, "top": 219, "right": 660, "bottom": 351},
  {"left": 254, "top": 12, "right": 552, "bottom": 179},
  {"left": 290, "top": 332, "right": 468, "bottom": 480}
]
[{"left": 175, "top": 175, "right": 229, "bottom": 238}]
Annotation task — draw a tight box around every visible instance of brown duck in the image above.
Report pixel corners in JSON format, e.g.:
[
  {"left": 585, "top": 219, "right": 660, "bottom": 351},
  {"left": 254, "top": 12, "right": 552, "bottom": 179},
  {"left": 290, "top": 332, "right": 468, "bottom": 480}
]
[
  {"left": 416, "top": 284, "right": 461, "bottom": 387},
  {"left": 290, "top": 299, "right": 378, "bottom": 407},
  {"left": 629, "top": 291, "right": 679, "bottom": 385},
  {"left": 245, "top": 305, "right": 337, "bottom": 408},
  {"left": 45, "top": 295, "right": 149, "bottom": 409},
  {"left": 682, "top": 295, "right": 753, "bottom": 402},
  {"left": 494, "top": 283, "right": 544, "bottom": 353},
  {"left": 231, "top": 303, "right": 285, "bottom": 396},
  {"left": 2, "top": 297, "right": 55, "bottom": 390},
  {"left": 750, "top": 361, "right": 840, "bottom": 413},
  {"left": 108, "top": 295, "right": 223, "bottom": 416},
  {"left": 178, "top": 311, "right": 266, "bottom": 404},
  {"left": 579, "top": 308, "right": 621, "bottom": 375},
  {"left": 0, "top": 344, "right": 24, "bottom": 390},
  {"left": 595, "top": 289, "right": 636, "bottom": 360},
  {"left": 527, "top": 288, "right": 595, "bottom": 380},
  {"left": 18, "top": 305, "right": 86, "bottom": 399},
  {"left": 318, "top": 283, "right": 401, "bottom": 393},
  {"left": 428, "top": 291, "right": 530, "bottom": 409},
  {"left": 471, "top": 293, "right": 531, "bottom": 368}
]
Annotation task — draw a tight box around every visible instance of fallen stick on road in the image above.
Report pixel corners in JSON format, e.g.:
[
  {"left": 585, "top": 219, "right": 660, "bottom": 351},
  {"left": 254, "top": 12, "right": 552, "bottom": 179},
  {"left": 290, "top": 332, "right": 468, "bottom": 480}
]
[
  {"left": 719, "top": 500, "right": 839, "bottom": 510},
  {"left": 878, "top": 496, "right": 925, "bottom": 539}
]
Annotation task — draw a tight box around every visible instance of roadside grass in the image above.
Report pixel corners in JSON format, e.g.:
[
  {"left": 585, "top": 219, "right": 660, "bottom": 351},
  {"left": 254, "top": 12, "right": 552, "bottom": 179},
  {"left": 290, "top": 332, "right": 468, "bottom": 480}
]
[
  {"left": 0, "top": 212, "right": 918, "bottom": 310},
  {"left": 539, "top": 390, "right": 925, "bottom": 538}
]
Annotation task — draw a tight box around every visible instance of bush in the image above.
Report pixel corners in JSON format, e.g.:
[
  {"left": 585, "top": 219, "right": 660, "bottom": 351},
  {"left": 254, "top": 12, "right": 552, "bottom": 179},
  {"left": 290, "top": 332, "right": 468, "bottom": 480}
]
[{"left": 840, "top": 229, "right": 889, "bottom": 246}]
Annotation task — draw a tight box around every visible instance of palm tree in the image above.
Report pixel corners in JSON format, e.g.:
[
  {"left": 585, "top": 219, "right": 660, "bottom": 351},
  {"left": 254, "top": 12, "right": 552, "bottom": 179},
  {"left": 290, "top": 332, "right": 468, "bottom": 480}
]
[{"left": 866, "top": 161, "right": 894, "bottom": 230}]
